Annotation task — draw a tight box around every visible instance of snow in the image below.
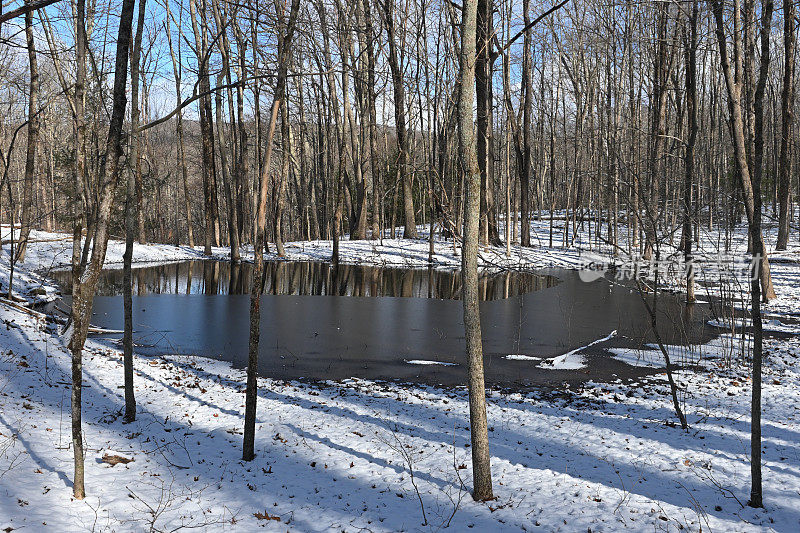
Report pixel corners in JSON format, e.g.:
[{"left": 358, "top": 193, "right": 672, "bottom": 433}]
[
  {"left": 538, "top": 351, "right": 586, "bottom": 370},
  {"left": 1, "top": 220, "right": 800, "bottom": 531},
  {"left": 403, "top": 359, "right": 457, "bottom": 366},
  {"left": 540, "top": 330, "right": 618, "bottom": 370},
  {"left": 708, "top": 318, "right": 800, "bottom": 334},
  {"left": 608, "top": 347, "right": 667, "bottom": 368},
  {"left": 607, "top": 343, "right": 706, "bottom": 369},
  {"left": 503, "top": 354, "right": 541, "bottom": 361}
]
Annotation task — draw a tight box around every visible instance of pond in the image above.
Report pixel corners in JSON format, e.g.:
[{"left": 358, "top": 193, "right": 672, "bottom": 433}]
[
  {"left": 55, "top": 260, "right": 558, "bottom": 300},
  {"left": 50, "top": 260, "right": 715, "bottom": 387}
]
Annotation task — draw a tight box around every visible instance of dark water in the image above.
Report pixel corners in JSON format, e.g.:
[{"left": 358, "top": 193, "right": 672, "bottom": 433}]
[
  {"left": 53, "top": 260, "right": 557, "bottom": 300},
  {"left": 51, "top": 261, "right": 714, "bottom": 387}
]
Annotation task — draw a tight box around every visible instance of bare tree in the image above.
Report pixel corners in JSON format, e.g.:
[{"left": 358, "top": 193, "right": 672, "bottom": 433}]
[
  {"left": 776, "top": 0, "right": 796, "bottom": 250},
  {"left": 211, "top": 0, "right": 241, "bottom": 262},
  {"left": 683, "top": 0, "right": 698, "bottom": 304},
  {"left": 520, "top": 0, "right": 533, "bottom": 247},
  {"left": 457, "top": 0, "right": 493, "bottom": 502},
  {"left": 122, "top": 0, "right": 148, "bottom": 424},
  {"left": 710, "top": 0, "right": 774, "bottom": 507},
  {"left": 15, "top": 0, "right": 40, "bottom": 262},
  {"left": 243, "top": 0, "right": 301, "bottom": 461},
  {"left": 709, "top": 0, "right": 776, "bottom": 301},
  {"left": 189, "top": 0, "right": 219, "bottom": 256},
  {"left": 68, "top": 0, "right": 137, "bottom": 498},
  {"left": 164, "top": 0, "right": 194, "bottom": 248},
  {"left": 381, "top": 0, "right": 417, "bottom": 238}
]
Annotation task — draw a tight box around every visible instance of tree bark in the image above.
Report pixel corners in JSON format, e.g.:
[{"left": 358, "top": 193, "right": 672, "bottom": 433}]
[
  {"left": 190, "top": 0, "right": 217, "bottom": 256},
  {"left": 476, "top": 0, "right": 500, "bottom": 246},
  {"left": 122, "top": 0, "right": 147, "bottom": 424},
  {"left": 68, "top": 0, "right": 88, "bottom": 497},
  {"left": 457, "top": 0, "right": 493, "bottom": 502},
  {"left": 382, "top": 0, "right": 417, "bottom": 238},
  {"left": 69, "top": 0, "right": 137, "bottom": 498},
  {"left": 644, "top": 2, "right": 670, "bottom": 260},
  {"left": 776, "top": 0, "right": 796, "bottom": 249},
  {"left": 747, "top": 0, "right": 774, "bottom": 507},
  {"left": 520, "top": 0, "right": 533, "bottom": 247},
  {"left": 710, "top": 0, "right": 776, "bottom": 302},
  {"left": 361, "top": 0, "right": 381, "bottom": 239},
  {"left": 165, "top": 0, "right": 194, "bottom": 247},
  {"left": 16, "top": 0, "right": 40, "bottom": 263},
  {"left": 243, "top": 0, "right": 300, "bottom": 461},
  {"left": 212, "top": 1, "right": 241, "bottom": 262},
  {"left": 683, "top": 0, "right": 698, "bottom": 304},
  {"left": 710, "top": 0, "right": 774, "bottom": 508}
]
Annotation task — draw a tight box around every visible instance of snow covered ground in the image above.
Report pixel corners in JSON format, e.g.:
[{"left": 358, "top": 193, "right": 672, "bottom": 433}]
[{"left": 1, "top": 221, "right": 799, "bottom": 531}]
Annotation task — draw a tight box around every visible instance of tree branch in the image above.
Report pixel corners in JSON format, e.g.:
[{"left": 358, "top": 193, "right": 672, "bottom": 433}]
[{"left": 0, "top": 0, "right": 63, "bottom": 25}]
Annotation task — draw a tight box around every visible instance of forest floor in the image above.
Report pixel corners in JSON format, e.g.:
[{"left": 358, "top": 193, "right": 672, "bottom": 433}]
[{"left": 1, "top": 219, "right": 800, "bottom": 532}]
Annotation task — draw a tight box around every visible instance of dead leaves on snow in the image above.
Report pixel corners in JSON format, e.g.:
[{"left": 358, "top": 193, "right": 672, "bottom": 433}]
[
  {"left": 253, "top": 510, "right": 280, "bottom": 522},
  {"left": 101, "top": 453, "right": 134, "bottom": 466}
]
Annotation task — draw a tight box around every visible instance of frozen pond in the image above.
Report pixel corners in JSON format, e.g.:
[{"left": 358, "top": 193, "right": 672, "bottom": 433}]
[{"left": 51, "top": 260, "right": 715, "bottom": 386}]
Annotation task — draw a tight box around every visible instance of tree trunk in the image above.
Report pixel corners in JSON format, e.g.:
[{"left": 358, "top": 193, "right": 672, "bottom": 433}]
[
  {"left": 710, "top": 0, "right": 776, "bottom": 302},
  {"left": 212, "top": 2, "right": 241, "bottom": 261},
  {"left": 683, "top": 1, "right": 698, "bottom": 303},
  {"left": 243, "top": 0, "right": 300, "bottom": 461},
  {"left": 68, "top": 0, "right": 88, "bottom": 498},
  {"left": 235, "top": 26, "right": 250, "bottom": 246},
  {"left": 710, "top": 0, "right": 774, "bottom": 508},
  {"left": 190, "top": 0, "right": 217, "bottom": 256},
  {"left": 747, "top": 0, "right": 774, "bottom": 507},
  {"left": 69, "top": 0, "right": 137, "bottom": 498},
  {"left": 122, "top": 0, "right": 147, "bottom": 424},
  {"left": 361, "top": 0, "right": 381, "bottom": 239},
  {"left": 457, "top": 0, "right": 493, "bottom": 502},
  {"left": 644, "top": 2, "right": 669, "bottom": 260},
  {"left": 476, "top": 0, "right": 500, "bottom": 246},
  {"left": 776, "top": 0, "right": 796, "bottom": 249},
  {"left": 275, "top": 87, "right": 290, "bottom": 257},
  {"left": 164, "top": 0, "right": 193, "bottom": 247},
  {"left": 520, "top": 0, "right": 533, "bottom": 247},
  {"left": 16, "top": 1, "right": 40, "bottom": 263},
  {"left": 383, "top": 0, "right": 417, "bottom": 238}
]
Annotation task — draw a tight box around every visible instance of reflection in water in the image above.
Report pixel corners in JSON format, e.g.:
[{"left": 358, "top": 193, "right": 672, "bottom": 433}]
[
  {"left": 54, "top": 260, "right": 558, "bottom": 300},
  {"left": 51, "top": 265, "right": 714, "bottom": 386}
]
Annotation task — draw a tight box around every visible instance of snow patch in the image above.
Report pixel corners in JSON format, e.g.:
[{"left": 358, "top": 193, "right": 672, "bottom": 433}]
[
  {"left": 403, "top": 359, "right": 457, "bottom": 366},
  {"left": 708, "top": 318, "right": 800, "bottom": 334},
  {"left": 541, "top": 330, "right": 617, "bottom": 370},
  {"left": 504, "top": 354, "right": 541, "bottom": 361},
  {"left": 608, "top": 347, "right": 665, "bottom": 368}
]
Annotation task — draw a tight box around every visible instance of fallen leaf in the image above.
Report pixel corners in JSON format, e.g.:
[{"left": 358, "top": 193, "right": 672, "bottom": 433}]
[{"left": 102, "top": 453, "right": 134, "bottom": 466}]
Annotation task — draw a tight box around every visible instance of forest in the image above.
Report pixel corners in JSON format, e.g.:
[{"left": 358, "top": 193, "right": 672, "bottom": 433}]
[{"left": 1, "top": 0, "right": 799, "bottom": 530}]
